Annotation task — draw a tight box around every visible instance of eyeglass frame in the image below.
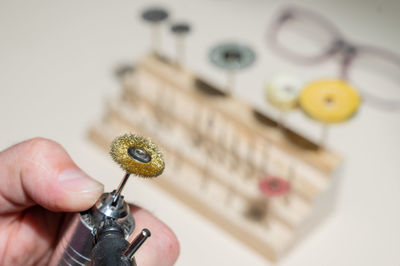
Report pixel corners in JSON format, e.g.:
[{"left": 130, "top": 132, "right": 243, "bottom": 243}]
[{"left": 267, "top": 6, "right": 400, "bottom": 111}]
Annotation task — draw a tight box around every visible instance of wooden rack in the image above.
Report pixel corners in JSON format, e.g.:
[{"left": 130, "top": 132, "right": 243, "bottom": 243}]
[{"left": 89, "top": 54, "right": 342, "bottom": 262}]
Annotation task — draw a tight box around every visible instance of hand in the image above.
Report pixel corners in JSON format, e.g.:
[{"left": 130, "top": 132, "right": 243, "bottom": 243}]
[{"left": 0, "top": 138, "right": 179, "bottom": 266}]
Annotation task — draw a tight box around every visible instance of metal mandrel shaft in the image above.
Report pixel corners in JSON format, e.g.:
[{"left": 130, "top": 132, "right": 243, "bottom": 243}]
[{"left": 113, "top": 172, "right": 131, "bottom": 203}]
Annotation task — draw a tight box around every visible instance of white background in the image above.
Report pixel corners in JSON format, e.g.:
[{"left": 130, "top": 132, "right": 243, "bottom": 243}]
[{"left": 0, "top": 0, "right": 400, "bottom": 265}]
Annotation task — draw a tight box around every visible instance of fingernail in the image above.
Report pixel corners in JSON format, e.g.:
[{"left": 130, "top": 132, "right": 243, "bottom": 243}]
[{"left": 59, "top": 168, "right": 104, "bottom": 193}]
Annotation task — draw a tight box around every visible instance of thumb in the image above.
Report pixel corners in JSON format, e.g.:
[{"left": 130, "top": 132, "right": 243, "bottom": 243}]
[{"left": 0, "top": 137, "right": 104, "bottom": 213}]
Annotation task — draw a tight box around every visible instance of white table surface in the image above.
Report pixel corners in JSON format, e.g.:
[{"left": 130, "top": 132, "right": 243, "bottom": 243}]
[{"left": 1, "top": 1, "right": 400, "bottom": 265}]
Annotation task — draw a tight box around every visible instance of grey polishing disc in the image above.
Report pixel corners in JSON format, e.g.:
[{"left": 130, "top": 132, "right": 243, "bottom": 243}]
[
  {"left": 115, "top": 64, "right": 135, "bottom": 78},
  {"left": 170, "top": 23, "right": 191, "bottom": 35},
  {"left": 209, "top": 42, "right": 256, "bottom": 71},
  {"left": 141, "top": 8, "right": 169, "bottom": 23}
]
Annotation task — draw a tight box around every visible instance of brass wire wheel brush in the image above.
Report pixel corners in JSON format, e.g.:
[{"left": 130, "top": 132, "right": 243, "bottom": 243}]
[{"left": 110, "top": 133, "right": 165, "bottom": 177}]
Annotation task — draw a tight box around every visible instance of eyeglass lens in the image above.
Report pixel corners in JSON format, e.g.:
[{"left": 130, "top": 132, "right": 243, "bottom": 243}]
[
  {"left": 273, "top": 10, "right": 339, "bottom": 61},
  {"left": 346, "top": 49, "right": 400, "bottom": 110}
]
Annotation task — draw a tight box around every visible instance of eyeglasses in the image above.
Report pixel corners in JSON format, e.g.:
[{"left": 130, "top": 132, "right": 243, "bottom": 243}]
[{"left": 268, "top": 6, "right": 400, "bottom": 111}]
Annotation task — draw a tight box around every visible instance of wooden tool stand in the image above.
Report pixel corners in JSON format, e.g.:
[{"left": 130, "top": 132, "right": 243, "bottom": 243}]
[{"left": 89, "top": 54, "right": 342, "bottom": 262}]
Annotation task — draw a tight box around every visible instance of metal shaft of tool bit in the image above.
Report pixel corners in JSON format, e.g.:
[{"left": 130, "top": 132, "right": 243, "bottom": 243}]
[{"left": 113, "top": 172, "right": 131, "bottom": 203}]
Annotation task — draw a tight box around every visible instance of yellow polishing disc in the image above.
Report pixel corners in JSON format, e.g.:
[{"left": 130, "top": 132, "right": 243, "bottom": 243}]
[
  {"left": 110, "top": 134, "right": 165, "bottom": 177},
  {"left": 299, "top": 79, "right": 361, "bottom": 123}
]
